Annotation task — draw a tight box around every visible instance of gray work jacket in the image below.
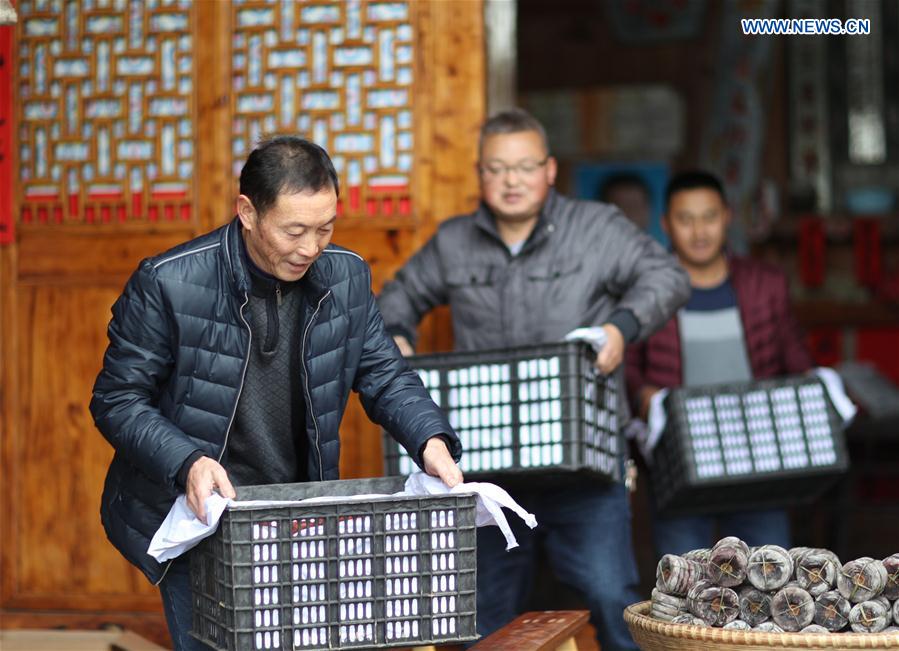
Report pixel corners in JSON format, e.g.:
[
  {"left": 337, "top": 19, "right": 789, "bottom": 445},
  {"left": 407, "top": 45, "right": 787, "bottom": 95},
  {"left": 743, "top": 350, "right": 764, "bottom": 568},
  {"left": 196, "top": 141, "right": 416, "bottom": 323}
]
[{"left": 377, "top": 190, "right": 691, "bottom": 421}]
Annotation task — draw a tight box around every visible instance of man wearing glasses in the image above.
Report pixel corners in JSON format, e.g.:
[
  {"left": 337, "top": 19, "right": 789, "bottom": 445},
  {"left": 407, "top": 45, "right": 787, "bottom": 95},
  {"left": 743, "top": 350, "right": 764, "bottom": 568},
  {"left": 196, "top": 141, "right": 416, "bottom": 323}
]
[{"left": 377, "top": 109, "right": 689, "bottom": 650}]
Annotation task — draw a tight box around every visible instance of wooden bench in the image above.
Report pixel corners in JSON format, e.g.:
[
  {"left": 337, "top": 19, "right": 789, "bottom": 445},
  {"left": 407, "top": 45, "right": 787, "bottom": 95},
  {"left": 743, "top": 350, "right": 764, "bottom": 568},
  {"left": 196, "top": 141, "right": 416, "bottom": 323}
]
[{"left": 467, "top": 610, "right": 590, "bottom": 651}]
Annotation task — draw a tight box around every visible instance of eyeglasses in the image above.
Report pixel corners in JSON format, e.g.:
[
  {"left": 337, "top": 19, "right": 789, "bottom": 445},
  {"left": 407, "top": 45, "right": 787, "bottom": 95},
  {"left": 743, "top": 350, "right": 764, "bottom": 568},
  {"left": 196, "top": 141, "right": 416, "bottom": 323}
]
[{"left": 479, "top": 157, "right": 549, "bottom": 179}]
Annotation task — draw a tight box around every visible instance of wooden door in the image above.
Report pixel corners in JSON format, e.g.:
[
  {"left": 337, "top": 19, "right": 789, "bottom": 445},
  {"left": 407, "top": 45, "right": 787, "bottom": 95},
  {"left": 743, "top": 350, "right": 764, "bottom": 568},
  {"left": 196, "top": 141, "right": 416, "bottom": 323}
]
[{"left": 0, "top": 0, "right": 484, "bottom": 642}]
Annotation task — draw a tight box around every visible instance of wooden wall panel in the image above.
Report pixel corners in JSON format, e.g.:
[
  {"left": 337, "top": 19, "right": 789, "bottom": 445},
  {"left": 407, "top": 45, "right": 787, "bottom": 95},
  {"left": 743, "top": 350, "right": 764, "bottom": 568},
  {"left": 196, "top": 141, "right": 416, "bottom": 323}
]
[
  {"left": 1, "top": 246, "right": 22, "bottom": 607},
  {"left": 3, "top": 244, "right": 184, "bottom": 616},
  {"left": 16, "top": 230, "right": 193, "bottom": 285},
  {"left": 425, "top": 0, "right": 485, "bottom": 233},
  {"left": 13, "top": 286, "right": 159, "bottom": 607}
]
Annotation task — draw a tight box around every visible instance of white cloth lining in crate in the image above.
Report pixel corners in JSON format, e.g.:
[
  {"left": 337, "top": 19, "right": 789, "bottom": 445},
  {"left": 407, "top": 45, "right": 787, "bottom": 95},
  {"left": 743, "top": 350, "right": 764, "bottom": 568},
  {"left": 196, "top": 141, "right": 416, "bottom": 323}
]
[
  {"left": 149, "top": 472, "right": 537, "bottom": 561},
  {"left": 386, "top": 555, "right": 417, "bottom": 573},
  {"left": 253, "top": 587, "right": 278, "bottom": 606},
  {"left": 431, "top": 574, "right": 455, "bottom": 593},
  {"left": 153, "top": 474, "right": 533, "bottom": 648},
  {"left": 254, "top": 607, "right": 279, "bottom": 628},
  {"left": 633, "top": 368, "right": 856, "bottom": 467},
  {"left": 294, "top": 605, "right": 327, "bottom": 626},
  {"left": 294, "top": 539, "right": 326, "bottom": 559},
  {"left": 339, "top": 601, "right": 372, "bottom": 621},
  {"left": 386, "top": 576, "right": 420, "bottom": 596},
  {"left": 253, "top": 564, "right": 278, "bottom": 584},
  {"left": 431, "top": 616, "right": 458, "bottom": 637},
  {"left": 293, "top": 561, "right": 325, "bottom": 582},
  {"left": 338, "top": 557, "right": 372, "bottom": 578},
  {"left": 386, "top": 619, "right": 419, "bottom": 640},
  {"left": 294, "top": 627, "right": 327, "bottom": 649},
  {"left": 432, "top": 595, "right": 457, "bottom": 614},
  {"left": 386, "top": 532, "right": 417, "bottom": 552},
  {"left": 295, "top": 583, "right": 327, "bottom": 602},
  {"left": 338, "top": 621, "right": 374, "bottom": 643},
  {"left": 401, "top": 345, "right": 617, "bottom": 475},
  {"left": 386, "top": 511, "right": 417, "bottom": 530},
  {"left": 254, "top": 630, "right": 279, "bottom": 650},
  {"left": 336, "top": 580, "right": 368, "bottom": 600},
  {"left": 386, "top": 597, "right": 419, "bottom": 618}
]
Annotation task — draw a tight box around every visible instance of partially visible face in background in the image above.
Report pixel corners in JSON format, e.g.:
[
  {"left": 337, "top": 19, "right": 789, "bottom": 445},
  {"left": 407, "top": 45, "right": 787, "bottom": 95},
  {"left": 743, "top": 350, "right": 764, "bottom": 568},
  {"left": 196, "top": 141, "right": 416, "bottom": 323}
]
[{"left": 604, "top": 184, "right": 652, "bottom": 230}]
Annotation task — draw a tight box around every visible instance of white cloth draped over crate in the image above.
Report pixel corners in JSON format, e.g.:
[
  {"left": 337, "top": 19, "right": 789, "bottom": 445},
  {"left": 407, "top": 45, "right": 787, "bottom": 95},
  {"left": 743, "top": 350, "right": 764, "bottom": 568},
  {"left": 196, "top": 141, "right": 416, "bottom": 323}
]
[
  {"left": 563, "top": 326, "right": 608, "bottom": 354},
  {"left": 148, "top": 472, "right": 537, "bottom": 562}
]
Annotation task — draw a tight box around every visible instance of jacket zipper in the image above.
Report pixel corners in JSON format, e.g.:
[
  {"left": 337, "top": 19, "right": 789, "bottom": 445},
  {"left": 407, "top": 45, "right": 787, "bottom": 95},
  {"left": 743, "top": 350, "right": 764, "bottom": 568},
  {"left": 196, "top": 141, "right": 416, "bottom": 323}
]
[
  {"left": 220, "top": 291, "right": 253, "bottom": 464},
  {"left": 153, "top": 291, "right": 252, "bottom": 587},
  {"left": 302, "top": 290, "right": 331, "bottom": 481}
]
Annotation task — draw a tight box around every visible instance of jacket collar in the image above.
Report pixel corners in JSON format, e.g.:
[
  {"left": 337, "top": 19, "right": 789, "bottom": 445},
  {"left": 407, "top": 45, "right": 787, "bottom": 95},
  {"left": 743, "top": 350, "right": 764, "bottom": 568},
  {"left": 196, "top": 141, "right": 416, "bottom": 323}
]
[
  {"left": 300, "top": 255, "right": 329, "bottom": 300},
  {"left": 224, "top": 219, "right": 252, "bottom": 296},
  {"left": 472, "top": 188, "right": 560, "bottom": 253},
  {"left": 238, "top": 230, "right": 304, "bottom": 299},
  {"left": 222, "top": 218, "right": 329, "bottom": 300}
]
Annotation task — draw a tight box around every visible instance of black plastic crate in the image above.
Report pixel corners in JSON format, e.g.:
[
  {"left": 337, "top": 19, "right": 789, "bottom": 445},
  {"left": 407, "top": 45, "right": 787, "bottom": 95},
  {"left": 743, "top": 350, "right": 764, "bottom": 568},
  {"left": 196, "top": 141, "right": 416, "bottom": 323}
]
[
  {"left": 651, "top": 375, "right": 850, "bottom": 516},
  {"left": 383, "top": 342, "right": 622, "bottom": 482},
  {"left": 190, "top": 477, "right": 477, "bottom": 651}
]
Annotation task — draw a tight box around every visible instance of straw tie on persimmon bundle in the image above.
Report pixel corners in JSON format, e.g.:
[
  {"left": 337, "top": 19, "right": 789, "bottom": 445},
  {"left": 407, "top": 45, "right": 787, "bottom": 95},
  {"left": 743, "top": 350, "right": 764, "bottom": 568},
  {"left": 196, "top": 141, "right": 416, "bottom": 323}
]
[
  {"left": 848, "top": 599, "right": 890, "bottom": 633},
  {"left": 813, "top": 590, "right": 851, "bottom": 631},
  {"left": 837, "top": 557, "right": 888, "bottom": 603},
  {"left": 687, "top": 583, "right": 740, "bottom": 627},
  {"left": 771, "top": 585, "right": 815, "bottom": 631},
  {"left": 795, "top": 548, "right": 840, "bottom": 597},
  {"left": 707, "top": 537, "right": 749, "bottom": 588},
  {"left": 881, "top": 553, "right": 899, "bottom": 600},
  {"left": 737, "top": 585, "right": 772, "bottom": 627},
  {"left": 747, "top": 545, "right": 793, "bottom": 592}
]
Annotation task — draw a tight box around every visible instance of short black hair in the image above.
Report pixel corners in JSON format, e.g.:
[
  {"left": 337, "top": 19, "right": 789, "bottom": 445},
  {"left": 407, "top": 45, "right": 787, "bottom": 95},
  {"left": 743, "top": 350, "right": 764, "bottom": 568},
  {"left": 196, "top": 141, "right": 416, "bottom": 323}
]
[
  {"left": 239, "top": 136, "right": 339, "bottom": 217},
  {"left": 664, "top": 170, "right": 726, "bottom": 209},
  {"left": 479, "top": 108, "right": 549, "bottom": 155},
  {"left": 598, "top": 172, "right": 651, "bottom": 202}
]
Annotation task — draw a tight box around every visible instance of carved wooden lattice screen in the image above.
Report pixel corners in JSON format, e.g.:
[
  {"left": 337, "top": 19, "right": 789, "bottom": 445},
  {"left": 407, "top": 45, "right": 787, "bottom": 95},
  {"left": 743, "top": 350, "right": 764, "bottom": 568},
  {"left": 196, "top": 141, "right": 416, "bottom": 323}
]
[
  {"left": 15, "top": 0, "right": 417, "bottom": 226},
  {"left": 230, "top": 0, "right": 414, "bottom": 219},
  {"left": 16, "top": 0, "right": 196, "bottom": 226}
]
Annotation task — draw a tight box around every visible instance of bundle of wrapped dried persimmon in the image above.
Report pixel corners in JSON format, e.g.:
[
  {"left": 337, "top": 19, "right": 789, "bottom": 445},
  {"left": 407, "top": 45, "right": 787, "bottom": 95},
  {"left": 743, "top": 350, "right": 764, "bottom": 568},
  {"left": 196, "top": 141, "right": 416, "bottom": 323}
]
[{"left": 651, "top": 537, "right": 899, "bottom": 634}]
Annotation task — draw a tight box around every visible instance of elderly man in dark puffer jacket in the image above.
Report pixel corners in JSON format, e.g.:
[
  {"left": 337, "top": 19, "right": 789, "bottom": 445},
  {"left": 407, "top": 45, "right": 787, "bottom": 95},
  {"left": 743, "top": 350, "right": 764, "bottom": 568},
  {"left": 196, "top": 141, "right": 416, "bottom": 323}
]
[{"left": 91, "top": 136, "right": 463, "bottom": 651}]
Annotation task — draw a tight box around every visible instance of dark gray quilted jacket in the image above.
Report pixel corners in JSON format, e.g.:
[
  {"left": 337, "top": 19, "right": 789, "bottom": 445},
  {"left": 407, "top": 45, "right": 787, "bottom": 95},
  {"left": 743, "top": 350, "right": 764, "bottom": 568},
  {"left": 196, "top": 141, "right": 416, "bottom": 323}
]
[
  {"left": 91, "top": 219, "right": 460, "bottom": 584},
  {"left": 377, "top": 190, "right": 691, "bottom": 424}
]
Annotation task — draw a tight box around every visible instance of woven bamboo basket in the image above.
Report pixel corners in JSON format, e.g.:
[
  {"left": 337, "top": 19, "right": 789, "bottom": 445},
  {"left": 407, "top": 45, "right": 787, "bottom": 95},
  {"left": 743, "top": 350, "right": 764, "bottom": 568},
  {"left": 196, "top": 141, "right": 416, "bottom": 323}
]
[{"left": 624, "top": 602, "right": 899, "bottom": 650}]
